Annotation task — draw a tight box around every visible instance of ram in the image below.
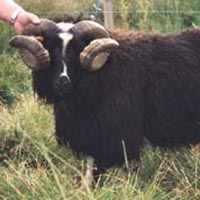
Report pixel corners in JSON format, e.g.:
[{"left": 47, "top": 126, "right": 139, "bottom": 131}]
[{"left": 10, "top": 19, "right": 200, "bottom": 183}]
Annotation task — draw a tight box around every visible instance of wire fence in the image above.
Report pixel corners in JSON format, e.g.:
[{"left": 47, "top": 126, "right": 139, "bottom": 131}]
[{"left": 1, "top": 6, "right": 200, "bottom": 55}]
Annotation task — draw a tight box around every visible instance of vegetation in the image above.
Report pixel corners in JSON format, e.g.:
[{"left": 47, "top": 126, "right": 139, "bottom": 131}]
[
  {"left": 1, "top": 0, "right": 200, "bottom": 199},
  {"left": 0, "top": 54, "right": 31, "bottom": 106}
]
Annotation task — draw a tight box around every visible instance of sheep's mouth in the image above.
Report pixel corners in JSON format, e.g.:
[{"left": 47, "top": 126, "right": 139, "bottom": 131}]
[
  {"left": 53, "top": 78, "right": 72, "bottom": 97},
  {"left": 53, "top": 74, "right": 80, "bottom": 97}
]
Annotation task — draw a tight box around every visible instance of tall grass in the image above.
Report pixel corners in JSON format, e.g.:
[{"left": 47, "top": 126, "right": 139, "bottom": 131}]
[
  {"left": 0, "top": 54, "right": 31, "bottom": 106},
  {"left": 119, "top": 0, "right": 131, "bottom": 29},
  {"left": 0, "top": 23, "right": 15, "bottom": 54},
  {"left": 0, "top": 95, "right": 200, "bottom": 199}
]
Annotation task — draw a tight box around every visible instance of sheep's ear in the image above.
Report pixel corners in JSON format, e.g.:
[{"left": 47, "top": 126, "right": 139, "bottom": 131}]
[
  {"left": 80, "top": 38, "right": 119, "bottom": 71},
  {"left": 9, "top": 35, "right": 50, "bottom": 71}
]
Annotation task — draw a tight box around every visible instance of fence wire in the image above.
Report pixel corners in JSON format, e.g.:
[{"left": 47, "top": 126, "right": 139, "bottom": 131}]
[{"left": 1, "top": 8, "right": 200, "bottom": 55}]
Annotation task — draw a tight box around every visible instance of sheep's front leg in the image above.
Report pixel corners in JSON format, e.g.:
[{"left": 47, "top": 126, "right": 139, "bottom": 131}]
[
  {"left": 84, "top": 157, "right": 104, "bottom": 188},
  {"left": 84, "top": 156, "right": 94, "bottom": 187}
]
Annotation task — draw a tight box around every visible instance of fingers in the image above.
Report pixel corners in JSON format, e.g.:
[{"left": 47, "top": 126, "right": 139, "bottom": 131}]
[
  {"left": 13, "top": 11, "right": 40, "bottom": 34},
  {"left": 13, "top": 23, "right": 23, "bottom": 34},
  {"left": 35, "top": 36, "right": 44, "bottom": 42},
  {"left": 30, "top": 36, "right": 44, "bottom": 42},
  {"left": 27, "top": 12, "right": 40, "bottom": 25}
]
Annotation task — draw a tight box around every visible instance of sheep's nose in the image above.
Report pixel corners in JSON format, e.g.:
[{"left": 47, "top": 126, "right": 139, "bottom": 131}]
[{"left": 59, "top": 76, "right": 70, "bottom": 87}]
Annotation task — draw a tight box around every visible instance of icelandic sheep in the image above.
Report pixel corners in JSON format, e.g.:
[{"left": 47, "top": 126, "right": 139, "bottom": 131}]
[{"left": 10, "top": 19, "right": 200, "bottom": 181}]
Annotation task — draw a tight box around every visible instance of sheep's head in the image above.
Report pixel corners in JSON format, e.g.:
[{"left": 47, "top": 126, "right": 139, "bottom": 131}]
[
  {"left": 9, "top": 19, "right": 119, "bottom": 71},
  {"left": 9, "top": 19, "right": 119, "bottom": 98}
]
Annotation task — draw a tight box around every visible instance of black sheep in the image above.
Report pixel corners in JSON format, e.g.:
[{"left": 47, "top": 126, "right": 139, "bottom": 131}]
[{"left": 10, "top": 19, "right": 200, "bottom": 180}]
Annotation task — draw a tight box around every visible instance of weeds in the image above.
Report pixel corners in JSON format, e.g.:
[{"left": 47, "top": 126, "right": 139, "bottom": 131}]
[{"left": 0, "top": 94, "right": 199, "bottom": 199}]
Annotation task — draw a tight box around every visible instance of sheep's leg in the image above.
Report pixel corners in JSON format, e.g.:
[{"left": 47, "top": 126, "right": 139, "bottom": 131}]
[
  {"left": 92, "top": 164, "right": 105, "bottom": 186},
  {"left": 84, "top": 156, "right": 94, "bottom": 187},
  {"left": 83, "top": 157, "right": 104, "bottom": 188}
]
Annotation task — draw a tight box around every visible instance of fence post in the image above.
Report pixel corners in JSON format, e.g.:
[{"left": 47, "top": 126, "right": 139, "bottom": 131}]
[{"left": 103, "top": 0, "right": 114, "bottom": 28}]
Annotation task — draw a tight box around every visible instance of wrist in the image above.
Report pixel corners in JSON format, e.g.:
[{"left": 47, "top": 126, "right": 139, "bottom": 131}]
[{"left": 9, "top": 9, "right": 23, "bottom": 26}]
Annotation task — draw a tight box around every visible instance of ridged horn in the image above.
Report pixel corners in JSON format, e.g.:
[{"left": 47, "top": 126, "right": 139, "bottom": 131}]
[
  {"left": 80, "top": 38, "right": 119, "bottom": 71},
  {"left": 70, "top": 20, "right": 110, "bottom": 41},
  {"left": 9, "top": 35, "right": 50, "bottom": 70},
  {"left": 9, "top": 19, "right": 58, "bottom": 70},
  {"left": 70, "top": 20, "right": 119, "bottom": 71},
  {"left": 23, "top": 19, "right": 59, "bottom": 36}
]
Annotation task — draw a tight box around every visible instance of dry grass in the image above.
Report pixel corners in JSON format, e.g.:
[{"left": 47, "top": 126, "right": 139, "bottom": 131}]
[{"left": 0, "top": 92, "right": 200, "bottom": 199}]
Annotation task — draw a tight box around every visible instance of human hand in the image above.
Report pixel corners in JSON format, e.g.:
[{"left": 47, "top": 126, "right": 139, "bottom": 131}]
[{"left": 13, "top": 11, "right": 40, "bottom": 34}]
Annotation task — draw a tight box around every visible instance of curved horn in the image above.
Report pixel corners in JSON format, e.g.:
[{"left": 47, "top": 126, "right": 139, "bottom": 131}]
[
  {"left": 80, "top": 38, "right": 119, "bottom": 71},
  {"left": 70, "top": 20, "right": 119, "bottom": 71},
  {"left": 70, "top": 20, "right": 110, "bottom": 40},
  {"left": 9, "top": 36, "right": 50, "bottom": 70},
  {"left": 23, "top": 19, "right": 59, "bottom": 36},
  {"left": 9, "top": 19, "right": 58, "bottom": 70}
]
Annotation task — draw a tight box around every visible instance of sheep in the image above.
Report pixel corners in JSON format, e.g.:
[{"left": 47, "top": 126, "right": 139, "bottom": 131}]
[{"left": 9, "top": 19, "right": 200, "bottom": 183}]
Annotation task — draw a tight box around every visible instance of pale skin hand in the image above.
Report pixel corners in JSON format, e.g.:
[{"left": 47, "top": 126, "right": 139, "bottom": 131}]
[
  {"left": 0, "top": 0, "right": 40, "bottom": 34},
  {"left": 13, "top": 11, "right": 40, "bottom": 34}
]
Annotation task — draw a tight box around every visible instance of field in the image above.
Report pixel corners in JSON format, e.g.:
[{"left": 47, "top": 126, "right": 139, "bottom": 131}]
[{"left": 1, "top": 0, "right": 200, "bottom": 199}]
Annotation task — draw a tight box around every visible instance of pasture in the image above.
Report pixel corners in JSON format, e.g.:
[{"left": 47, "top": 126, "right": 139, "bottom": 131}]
[{"left": 0, "top": 0, "right": 200, "bottom": 199}]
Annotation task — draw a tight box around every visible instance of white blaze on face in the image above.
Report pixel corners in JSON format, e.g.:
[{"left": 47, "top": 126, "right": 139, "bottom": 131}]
[
  {"left": 58, "top": 22, "right": 74, "bottom": 82},
  {"left": 57, "top": 22, "right": 74, "bottom": 32},
  {"left": 60, "top": 60, "right": 70, "bottom": 82}
]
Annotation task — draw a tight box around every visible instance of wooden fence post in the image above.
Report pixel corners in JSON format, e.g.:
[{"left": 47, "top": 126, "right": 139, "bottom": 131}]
[{"left": 103, "top": 0, "right": 114, "bottom": 28}]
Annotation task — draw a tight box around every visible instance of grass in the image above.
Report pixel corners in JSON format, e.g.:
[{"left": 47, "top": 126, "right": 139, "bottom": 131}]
[
  {"left": 0, "top": 95, "right": 200, "bottom": 199},
  {"left": 0, "top": 53, "right": 31, "bottom": 106},
  {"left": 0, "top": 89, "right": 200, "bottom": 199},
  {"left": 1, "top": 0, "right": 200, "bottom": 199}
]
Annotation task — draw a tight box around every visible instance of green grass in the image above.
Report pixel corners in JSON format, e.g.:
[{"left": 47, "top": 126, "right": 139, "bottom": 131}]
[
  {"left": 0, "top": 94, "right": 200, "bottom": 199},
  {"left": 0, "top": 53, "right": 31, "bottom": 106},
  {"left": 1, "top": 0, "right": 200, "bottom": 199}
]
